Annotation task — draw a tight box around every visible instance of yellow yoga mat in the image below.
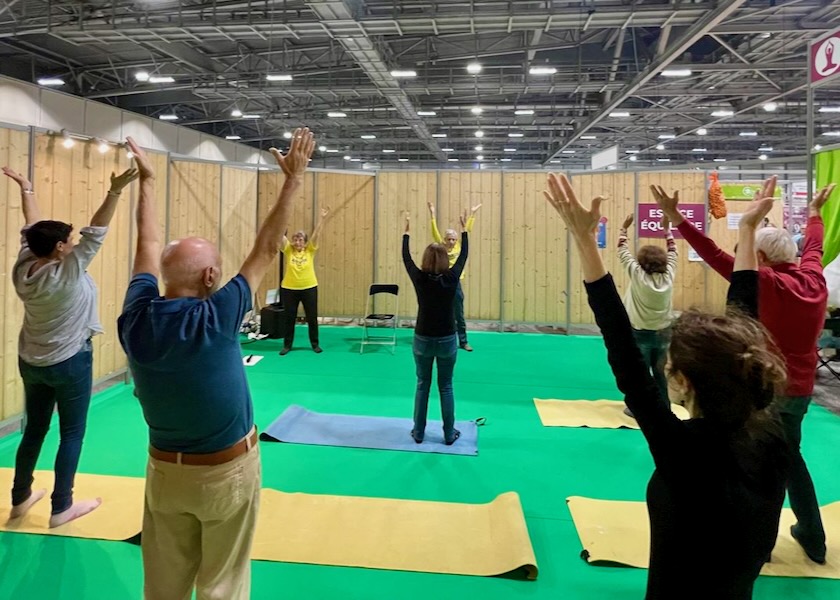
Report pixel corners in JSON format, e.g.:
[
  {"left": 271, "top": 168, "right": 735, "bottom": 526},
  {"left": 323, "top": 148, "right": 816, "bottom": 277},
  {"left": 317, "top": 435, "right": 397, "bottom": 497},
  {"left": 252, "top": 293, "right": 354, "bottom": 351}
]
[
  {"left": 252, "top": 490, "right": 538, "bottom": 579},
  {"left": 534, "top": 399, "right": 690, "bottom": 429},
  {"left": 0, "top": 468, "right": 145, "bottom": 541},
  {"left": 567, "top": 496, "right": 840, "bottom": 579}
]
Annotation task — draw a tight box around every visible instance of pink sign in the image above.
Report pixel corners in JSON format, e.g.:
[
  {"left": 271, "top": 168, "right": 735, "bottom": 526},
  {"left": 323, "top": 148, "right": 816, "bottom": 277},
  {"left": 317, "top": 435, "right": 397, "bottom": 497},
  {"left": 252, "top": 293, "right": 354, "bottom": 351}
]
[
  {"left": 637, "top": 204, "right": 706, "bottom": 239},
  {"left": 811, "top": 28, "right": 840, "bottom": 84}
]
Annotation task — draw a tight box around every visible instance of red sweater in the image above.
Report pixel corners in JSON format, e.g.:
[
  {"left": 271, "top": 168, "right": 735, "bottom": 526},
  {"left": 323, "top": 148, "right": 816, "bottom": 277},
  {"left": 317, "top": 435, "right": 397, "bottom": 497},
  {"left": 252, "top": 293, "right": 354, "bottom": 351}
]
[{"left": 678, "top": 217, "right": 828, "bottom": 397}]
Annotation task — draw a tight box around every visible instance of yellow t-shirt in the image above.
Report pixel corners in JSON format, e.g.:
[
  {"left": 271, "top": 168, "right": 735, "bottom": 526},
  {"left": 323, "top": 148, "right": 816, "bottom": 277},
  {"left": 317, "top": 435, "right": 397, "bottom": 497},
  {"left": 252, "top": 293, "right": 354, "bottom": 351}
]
[
  {"left": 281, "top": 240, "right": 318, "bottom": 290},
  {"left": 430, "top": 216, "right": 474, "bottom": 280}
]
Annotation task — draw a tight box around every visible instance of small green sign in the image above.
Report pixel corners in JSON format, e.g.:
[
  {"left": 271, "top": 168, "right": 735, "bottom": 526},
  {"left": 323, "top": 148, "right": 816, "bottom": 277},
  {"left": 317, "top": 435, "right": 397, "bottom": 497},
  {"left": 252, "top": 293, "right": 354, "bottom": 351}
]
[{"left": 720, "top": 182, "right": 783, "bottom": 200}]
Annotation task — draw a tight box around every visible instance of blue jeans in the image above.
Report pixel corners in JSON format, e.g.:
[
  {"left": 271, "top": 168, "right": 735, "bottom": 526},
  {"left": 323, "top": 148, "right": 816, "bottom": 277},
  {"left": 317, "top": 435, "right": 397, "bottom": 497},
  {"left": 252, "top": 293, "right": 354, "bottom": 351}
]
[
  {"left": 632, "top": 328, "right": 671, "bottom": 410},
  {"left": 13, "top": 340, "right": 93, "bottom": 514},
  {"left": 778, "top": 396, "right": 826, "bottom": 549},
  {"left": 412, "top": 334, "right": 458, "bottom": 441},
  {"left": 453, "top": 283, "right": 467, "bottom": 346}
]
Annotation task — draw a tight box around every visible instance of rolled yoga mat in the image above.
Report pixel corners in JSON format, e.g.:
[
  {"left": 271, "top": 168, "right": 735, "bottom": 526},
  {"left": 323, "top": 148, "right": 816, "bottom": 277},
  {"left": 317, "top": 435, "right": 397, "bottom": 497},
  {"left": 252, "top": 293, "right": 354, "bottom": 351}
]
[
  {"left": 0, "top": 468, "right": 145, "bottom": 542},
  {"left": 260, "top": 404, "right": 480, "bottom": 456},
  {"left": 252, "top": 490, "right": 538, "bottom": 579},
  {"left": 566, "top": 495, "right": 840, "bottom": 579},
  {"left": 534, "top": 399, "right": 690, "bottom": 429}
]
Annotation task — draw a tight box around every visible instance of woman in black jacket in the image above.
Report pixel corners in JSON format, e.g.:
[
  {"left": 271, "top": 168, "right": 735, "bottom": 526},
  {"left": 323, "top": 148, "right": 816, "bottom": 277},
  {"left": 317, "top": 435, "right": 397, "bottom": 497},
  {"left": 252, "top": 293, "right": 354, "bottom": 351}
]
[
  {"left": 402, "top": 212, "right": 468, "bottom": 445},
  {"left": 544, "top": 173, "right": 790, "bottom": 599}
]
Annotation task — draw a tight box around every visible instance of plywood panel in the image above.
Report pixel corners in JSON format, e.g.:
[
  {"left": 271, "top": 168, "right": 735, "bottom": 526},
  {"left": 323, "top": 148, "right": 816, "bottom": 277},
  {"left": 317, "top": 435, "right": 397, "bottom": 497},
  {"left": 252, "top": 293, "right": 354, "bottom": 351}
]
[
  {"left": 314, "top": 172, "right": 375, "bottom": 317},
  {"left": 255, "top": 170, "right": 313, "bottom": 309},
  {"left": 375, "top": 172, "right": 437, "bottom": 321},
  {"left": 567, "top": 173, "right": 636, "bottom": 325},
  {"left": 501, "top": 172, "right": 568, "bottom": 325},
  {"left": 0, "top": 128, "right": 30, "bottom": 420},
  {"left": 31, "top": 133, "right": 133, "bottom": 390},
  {"left": 439, "top": 172, "right": 503, "bottom": 321},
  {"left": 168, "top": 160, "right": 221, "bottom": 242},
  {"left": 220, "top": 166, "right": 258, "bottom": 286}
]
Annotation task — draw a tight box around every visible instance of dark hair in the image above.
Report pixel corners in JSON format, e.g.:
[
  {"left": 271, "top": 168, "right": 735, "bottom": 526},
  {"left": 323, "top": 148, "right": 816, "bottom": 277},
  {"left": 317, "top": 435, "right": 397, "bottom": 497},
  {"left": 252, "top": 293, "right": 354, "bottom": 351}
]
[
  {"left": 668, "top": 308, "right": 786, "bottom": 431},
  {"left": 421, "top": 243, "right": 449, "bottom": 274},
  {"left": 25, "top": 220, "right": 73, "bottom": 257},
  {"left": 637, "top": 245, "right": 668, "bottom": 274},
  {"left": 292, "top": 230, "right": 309, "bottom": 243}
]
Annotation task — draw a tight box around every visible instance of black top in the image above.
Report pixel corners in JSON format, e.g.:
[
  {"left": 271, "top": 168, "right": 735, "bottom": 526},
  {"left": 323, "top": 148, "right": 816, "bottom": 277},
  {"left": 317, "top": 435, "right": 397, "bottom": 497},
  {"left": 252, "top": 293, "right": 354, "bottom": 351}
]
[
  {"left": 585, "top": 270, "right": 789, "bottom": 600},
  {"left": 402, "top": 232, "right": 468, "bottom": 337}
]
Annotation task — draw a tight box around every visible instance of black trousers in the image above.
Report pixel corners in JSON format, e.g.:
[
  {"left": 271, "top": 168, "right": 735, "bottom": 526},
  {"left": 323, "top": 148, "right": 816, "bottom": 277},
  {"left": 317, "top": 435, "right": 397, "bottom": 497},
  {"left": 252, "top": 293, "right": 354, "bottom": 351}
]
[{"left": 281, "top": 286, "right": 319, "bottom": 348}]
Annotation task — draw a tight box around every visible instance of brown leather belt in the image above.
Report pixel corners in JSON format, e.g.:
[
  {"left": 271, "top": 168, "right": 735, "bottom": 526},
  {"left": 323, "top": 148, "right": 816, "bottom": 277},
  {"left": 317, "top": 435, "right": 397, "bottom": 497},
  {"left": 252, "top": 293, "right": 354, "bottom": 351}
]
[{"left": 149, "top": 427, "right": 258, "bottom": 466}]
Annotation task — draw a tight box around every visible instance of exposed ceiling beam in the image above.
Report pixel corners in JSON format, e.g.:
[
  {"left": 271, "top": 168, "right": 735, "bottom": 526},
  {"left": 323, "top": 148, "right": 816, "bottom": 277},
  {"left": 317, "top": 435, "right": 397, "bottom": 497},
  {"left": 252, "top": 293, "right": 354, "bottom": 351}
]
[{"left": 543, "top": 0, "right": 749, "bottom": 165}]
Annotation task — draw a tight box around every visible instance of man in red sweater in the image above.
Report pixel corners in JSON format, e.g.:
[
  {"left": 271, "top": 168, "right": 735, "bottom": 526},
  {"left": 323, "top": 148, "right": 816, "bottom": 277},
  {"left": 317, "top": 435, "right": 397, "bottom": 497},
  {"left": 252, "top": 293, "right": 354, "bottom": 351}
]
[{"left": 652, "top": 178, "right": 836, "bottom": 565}]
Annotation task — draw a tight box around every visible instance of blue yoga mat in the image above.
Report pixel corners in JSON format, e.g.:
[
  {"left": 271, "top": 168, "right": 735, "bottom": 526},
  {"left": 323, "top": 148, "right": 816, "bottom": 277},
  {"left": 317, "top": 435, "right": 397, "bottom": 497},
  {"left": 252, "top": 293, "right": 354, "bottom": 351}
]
[{"left": 260, "top": 405, "right": 480, "bottom": 456}]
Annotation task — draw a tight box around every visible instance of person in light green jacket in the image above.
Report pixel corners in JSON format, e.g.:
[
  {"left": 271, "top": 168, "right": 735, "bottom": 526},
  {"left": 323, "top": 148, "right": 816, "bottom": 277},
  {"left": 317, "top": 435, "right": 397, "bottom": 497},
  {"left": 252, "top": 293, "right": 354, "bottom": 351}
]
[{"left": 427, "top": 201, "right": 481, "bottom": 351}]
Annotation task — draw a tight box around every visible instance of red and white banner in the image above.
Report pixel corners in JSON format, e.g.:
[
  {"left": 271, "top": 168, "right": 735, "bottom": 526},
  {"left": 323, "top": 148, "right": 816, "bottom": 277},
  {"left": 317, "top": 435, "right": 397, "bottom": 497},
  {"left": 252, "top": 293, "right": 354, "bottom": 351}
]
[{"left": 811, "top": 27, "right": 840, "bottom": 85}]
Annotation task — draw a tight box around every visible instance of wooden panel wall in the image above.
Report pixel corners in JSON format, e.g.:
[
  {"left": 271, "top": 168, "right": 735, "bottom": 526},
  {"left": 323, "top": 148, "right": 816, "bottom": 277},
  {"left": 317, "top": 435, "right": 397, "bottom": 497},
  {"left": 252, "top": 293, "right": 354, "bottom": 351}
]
[
  {"left": 439, "top": 172, "right": 503, "bottom": 320},
  {"left": 220, "top": 166, "right": 258, "bottom": 286},
  {"left": 31, "top": 134, "right": 133, "bottom": 388},
  {"left": 375, "top": 171, "right": 437, "bottom": 321},
  {"left": 255, "top": 170, "right": 313, "bottom": 308},
  {"left": 314, "top": 172, "right": 375, "bottom": 317},
  {"left": 168, "top": 160, "right": 221, "bottom": 242},
  {"left": 0, "top": 128, "right": 30, "bottom": 420},
  {"left": 501, "top": 172, "right": 567, "bottom": 324}
]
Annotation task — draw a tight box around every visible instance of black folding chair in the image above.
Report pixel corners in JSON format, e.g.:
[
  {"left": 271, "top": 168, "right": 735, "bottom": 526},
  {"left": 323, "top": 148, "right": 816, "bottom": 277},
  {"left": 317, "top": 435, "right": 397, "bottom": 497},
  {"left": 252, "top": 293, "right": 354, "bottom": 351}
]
[
  {"left": 818, "top": 317, "right": 840, "bottom": 383},
  {"left": 360, "top": 284, "right": 399, "bottom": 354}
]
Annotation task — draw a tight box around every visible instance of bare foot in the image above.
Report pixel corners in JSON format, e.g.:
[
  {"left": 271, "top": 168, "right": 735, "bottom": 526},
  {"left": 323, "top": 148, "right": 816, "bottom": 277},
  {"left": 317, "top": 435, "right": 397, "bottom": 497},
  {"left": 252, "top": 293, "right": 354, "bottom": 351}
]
[
  {"left": 48, "top": 498, "right": 102, "bottom": 528},
  {"left": 9, "top": 489, "right": 47, "bottom": 519}
]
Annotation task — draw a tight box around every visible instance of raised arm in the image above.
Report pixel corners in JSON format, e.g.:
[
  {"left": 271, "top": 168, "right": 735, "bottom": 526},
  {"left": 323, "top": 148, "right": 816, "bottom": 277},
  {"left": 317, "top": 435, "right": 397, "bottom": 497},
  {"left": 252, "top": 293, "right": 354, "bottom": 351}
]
[
  {"left": 89, "top": 168, "right": 138, "bottom": 228},
  {"left": 651, "top": 185, "right": 734, "bottom": 280},
  {"left": 127, "top": 138, "right": 161, "bottom": 278},
  {"left": 309, "top": 207, "right": 330, "bottom": 248},
  {"left": 402, "top": 213, "right": 420, "bottom": 278},
  {"left": 617, "top": 214, "right": 641, "bottom": 274},
  {"left": 239, "top": 128, "right": 315, "bottom": 293},
  {"left": 800, "top": 183, "right": 836, "bottom": 276},
  {"left": 465, "top": 203, "right": 480, "bottom": 233},
  {"left": 3, "top": 167, "right": 42, "bottom": 225},
  {"left": 450, "top": 214, "right": 470, "bottom": 278},
  {"left": 428, "top": 201, "right": 443, "bottom": 243}
]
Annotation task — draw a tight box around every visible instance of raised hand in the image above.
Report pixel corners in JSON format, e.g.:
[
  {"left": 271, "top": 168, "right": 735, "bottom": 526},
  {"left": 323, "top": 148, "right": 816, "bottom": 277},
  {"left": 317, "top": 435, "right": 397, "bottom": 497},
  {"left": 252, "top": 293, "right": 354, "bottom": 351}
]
[
  {"left": 2, "top": 167, "right": 31, "bottom": 189},
  {"left": 544, "top": 173, "right": 604, "bottom": 241},
  {"left": 271, "top": 127, "right": 315, "bottom": 179},
  {"left": 471, "top": 203, "right": 482, "bottom": 214},
  {"left": 320, "top": 206, "right": 330, "bottom": 219},
  {"left": 404, "top": 212, "right": 410, "bottom": 233},
  {"left": 460, "top": 212, "right": 467, "bottom": 229},
  {"left": 810, "top": 183, "right": 836, "bottom": 212},
  {"left": 110, "top": 168, "right": 139, "bottom": 194},
  {"left": 426, "top": 200, "right": 435, "bottom": 216},
  {"left": 126, "top": 137, "right": 155, "bottom": 179},
  {"left": 650, "top": 185, "right": 680, "bottom": 215},
  {"left": 740, "top": 175, "right": 778, "bottom": 229},
  {"left": 622, "top": 214, "right": 634, "bottom": 230}
]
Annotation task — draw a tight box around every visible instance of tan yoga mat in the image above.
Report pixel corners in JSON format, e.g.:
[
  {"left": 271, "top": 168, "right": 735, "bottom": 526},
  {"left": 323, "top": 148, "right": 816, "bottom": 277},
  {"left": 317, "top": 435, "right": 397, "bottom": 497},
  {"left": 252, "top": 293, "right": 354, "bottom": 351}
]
[
  {"left": 0, "top": 468, "right": 145, "bottom": 541},
  {"left": 252, "top": 490, "right": 539, "bottom": 579},
  {"left": 567, "top": 496, "right": 840, "bottom": 579},
  {"left": 534, "top": 399, "right": 690, "bottom": 429}
]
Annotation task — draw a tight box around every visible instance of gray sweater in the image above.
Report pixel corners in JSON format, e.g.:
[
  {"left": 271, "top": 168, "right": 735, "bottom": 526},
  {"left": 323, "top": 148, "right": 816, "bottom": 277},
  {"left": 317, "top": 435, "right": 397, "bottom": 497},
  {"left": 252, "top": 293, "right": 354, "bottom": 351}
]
[{"left": 13, "top": 225, "right": 107, "bottom": 366}]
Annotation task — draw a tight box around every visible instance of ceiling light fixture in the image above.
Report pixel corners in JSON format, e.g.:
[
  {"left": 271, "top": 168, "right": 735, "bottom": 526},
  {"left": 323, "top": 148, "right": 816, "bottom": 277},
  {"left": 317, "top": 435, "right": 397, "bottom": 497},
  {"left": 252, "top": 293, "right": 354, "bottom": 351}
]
[
  {"left": 508, "top": 133, "right": 524, "bottom": 138},
  {"left": 226, "top": 135, "right": 242, "bottom": 140},
  {"left": 97, "top": 141, "right": 110, "bottom": 154},
  {"left": 37, "top": 77, "right": 64, "bottom": 86},
  {"left": 504, "top": 148, "right": 517, "bottom": 152},
  {"left": 739, "top": 132, "right": 758, "bottom": 137},
  {"left": 656, "top": 144, "right": 665, "bottom": 150},
  {"left": 713, "top": 158, "right": 727, "bottom": 162},
  {"left": 625, "top": 150, "right": 639, "bottom": 154},
  {"left": 758, "top": 146, "right": 773, "bottom": 152},
  {"left": 326, "top": 149, "right": 339, "bottom": 153},
  {"left": 149, "top": 76, "right": 175, "bottom": 84},
  {"left": 318, "top": 145, "right": 327, "bottom": 152},
  {"left": 609, "top": 111, "right": 630, "bottom": 118},
  {"left": 471, "top": 107, "right": 483, "bottom": 115},
  {"left": 814, "top": 144, "right": 823, "bottom": 151},
  {"left": 696, "top": 128, "right": 708, "bottom": 135},
  {"left": 442, "top": 148, "right": 455, "bottom": 152},
  {"left": 474, "top": 145, "right": 484, "bottom": 152},
  {"left": 818, "top": 106, "right": 840, "bottom": 113},
  {"left": 134, "top": 71, "right": 150, "bottom": 82},
  {"left": 327, "top": 112, "right": 347, "bottom": 118},
  {"left": 382, "top": 149, "right": 396, "bottom": 153},
  {"left": 475, "top": 130, "right": 484, "bottom": 138},
  {"left": 476, "top": 155, "right": 485, "bottom": 160},
  {"left": 390, "top": 70, "right": 417, "bottom": 78},
  {"left": 500, "top": 158, "right": 512, "bottom": 162},
  {"left": 158, "top": 114, "right": 178, "bottom": 121},
  {"left": 61, "top": 135, "right": 75, "bottom": 149},
  {"left": 361, "top": 135, "right": 377, "bottom": 139},
  {"left": 467, "top": 62, "right": 482, "bottom": 74},
  {"left": 580, "top": 135, "right": 597, "bottom": 140},
  {"left": 823, "top": 131, "right": 840, "bottom": 137},
  {"left": 561, "top": 150, "right": 576, "bottom": 154},
  {"left": 529, "top": 66, "right": 557, "bottom": 75},
  {"left": 241, "top": 114, "right": 261, "bottom": 119},
  {"left": 432, "top": 133, "right": 447, "bottom": 138},
  {"left": 515, "top": 109, "right": 535, "bottom": 115},
  {"left": 448, "top": 158, "right": 459, "bottom": 162},
  {"left": 417, "top": 111, "right": 437, "bottom": 116},
  {"left": 398, "top": 158, "right": 409, "bottom": 162},
  {"left": 711, "top": 109, "right": 734, "bottom": 117},
  {"left": 266, "top": 74, "right": 293, "bottom": 81},
  {"left": 657, "top": 158, "right": 671, "bottom": 162},
  {"left": 759, "top": 154, "right": 768, "bottom": 160},
  {"left": 661, "top": 68, "right": 692, "bottom": 77},
  {"left": 283, "top": 132, "right": 293, "bottom": 139},
  {"left": 343, "top": 155, "right": 351, "bottom": 160},
  {"left": 658, "top": 134, "right": 676, "bottom": 139},
  {"left": 692, "top": 148, "right": 707, "bottom": 152},
  {"left": 231, "top": 109, "right": 243, "bottom": 117},
  {"left": 763, "top": 102, "right": 778, "bottom": 112},
  {"left": 629, "top": 156, "right": 638, "bottom": 161}
]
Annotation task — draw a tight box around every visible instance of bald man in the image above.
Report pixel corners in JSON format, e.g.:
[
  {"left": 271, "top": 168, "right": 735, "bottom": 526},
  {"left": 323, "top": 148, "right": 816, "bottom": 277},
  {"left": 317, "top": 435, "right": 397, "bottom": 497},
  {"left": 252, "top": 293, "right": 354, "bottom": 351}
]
[{"left": 117, "top": 129, "right": 315, "bottom": 600}]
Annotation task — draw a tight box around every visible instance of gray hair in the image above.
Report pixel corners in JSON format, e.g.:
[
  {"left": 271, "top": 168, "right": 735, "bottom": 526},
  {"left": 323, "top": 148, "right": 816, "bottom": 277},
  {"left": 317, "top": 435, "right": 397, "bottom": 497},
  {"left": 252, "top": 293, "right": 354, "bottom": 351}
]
[
  {"left": 755, "top": 227, "right": 797, "bottom": 265},
  {"left": 444, "top": 228, "right": 458, "bottom": 238}
]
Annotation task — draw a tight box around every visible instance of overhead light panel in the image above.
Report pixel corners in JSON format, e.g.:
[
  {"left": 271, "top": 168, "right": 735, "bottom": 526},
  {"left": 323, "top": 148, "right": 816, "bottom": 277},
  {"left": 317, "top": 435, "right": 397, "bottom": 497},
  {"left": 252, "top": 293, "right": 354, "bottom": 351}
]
[
  {"left": 475, "top": 130, "right": 484, "bottom": 138},
  {"left": 818, "top": 106, "right": 840, "bottom": 113},
  {"left": 471, "top": 107, "right": 483, "bottom": 115},
  {"left": 514, "top": 109, "right": 534, "bottom": 115},
  {"left": 739, "top": 132, "right": 758, "bottom": 137},
  {"left": 361, "top": 135, "right": 377, "bottom": 139},
  {"left": 226, "top": 135, "right": 242, "bottom": 140},
  {"left": 149, "top": 76, "right": 175, "bottom": 84},
  {"left": 823, "top": 131, "right": 840, "bottom": 137},
  {"left": 713, "top": 158, "right": 727, "bottom": 162},
  {"left": 382, "top": 149, "right": 396, "bottom": 153},
  {"left": 231, "top": 109, "right": 243, "bottom": 117},
  {"left": 508, "top": 133, "right": 524, "bottom": 138},
  {"left": 37, "top": 77, "right": 64, "bottom": 86},
  {"left": 656, "top": 144, "right": 665, "bottom": 150},
  {"left": 343, "top": 155, "right": 351, "bottom": 161},
  {"left": 711, "top": 109, "right": 734, "bottom": 117},
  {"left": 504, "top": 148, "right": 517, "bottom": 152},
  {"left": 318, "top": 145, "right": 327, "bottom": 152},
  {"left": 629, "top": 156, "right": 638, "bottom": 162},
  {"left": 529, "top": 66, "right": 557, "bottom": 75},
  {"left": 692, "top": 148, "right": 707, "bottom": 152},
  {"left": 580, "top": 135, "right": 596, "bottom": 140},
  {"left": 814, "top": 145, "right": 823, "bottom": 150},
  {"left": 390, "top": 70, "right": 417, "bottom": 78},
  {"left": 241, "top": 114, "right": 261, "bottom": 119},
  {"left": 549, "top": 160, "right": 562, "bottom": 164},
  {"left": 661, "top": 69, "right": 692, "bottom": 77},
  {"left": 476, "top": 155, "right": 485, "bottom": 160},
  {"left": 432, "top": 133, "right": 447, "bottom": 138},
  {"left": 397, "top": 158, "right": 409, "bottom": 162},
  {"left": 350, "top": 158, "right": 362, "bottom": 162},
  {"left": 466, "top": 62, "right": 482, "bottom": 74},
  {"left": 657, "top": 158, "right": 671, "bottom": 162},
  {"left": 609, "top": 111, "right": 630, "bottom": 118},
  {"left": 561, "top": 150, "right": 576, "bottom": 154},
  {"left": 758, "top": 146, "right": 773, "bottom": 152},
  {"left": 283, "top": 132, "right": 293, "bottom": 139},
  {"left": 763, "top": 102, "right": 778, "bottom": 112},
  {"left": 134, "top": 71, "right": 150, "bottom": 82},
  {"left": 500, "top": 158, "right": 512, "bottom": 162},
  {"left": 97, "top": 141, "right": 110, "bottom": 154},
  {"left": 759, "top": 154, "right": 768, "bottom": 161},
  {"left": 266, "top": 74, "right": 293, "bottom": 81},
  {"left": 62, "top": 136, "right": 75, "bottom": 149},
  {"left": 158, "top": 114, "right": 178, "bottom": 121},
  {"left": 325, "top": 149, "right": 340, "bottom": 153},
  {"left": 658, "top": 134, "right": 676, "bottom": 139},
  {"left": 417, "top": 111, "right": 437, "bottom": 116},
  {"left": 625, "top": 150, "right": 639, "bottom": 154},
  {"left": 442, "top": 148, "right": 455, "bottom": 152},
  {"left": 474, "top": 145, "right": 484, "bottom": 152},
  {"left": 696, "top": 128, "right": 708, "bottom": 136},
  {"left": 328, "top": 112, "right": 347, "bottom": 118},
  {"left": 448, "top": 158, "right": 459, "bottom": 162}
]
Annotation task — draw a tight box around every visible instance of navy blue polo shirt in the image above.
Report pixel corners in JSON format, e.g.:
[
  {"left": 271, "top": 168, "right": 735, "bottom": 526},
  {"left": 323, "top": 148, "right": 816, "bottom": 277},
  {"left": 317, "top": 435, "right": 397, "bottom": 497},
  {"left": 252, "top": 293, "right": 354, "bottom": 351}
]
[{"left": 118, "top": 273, "right": 253, "bottom": 453}]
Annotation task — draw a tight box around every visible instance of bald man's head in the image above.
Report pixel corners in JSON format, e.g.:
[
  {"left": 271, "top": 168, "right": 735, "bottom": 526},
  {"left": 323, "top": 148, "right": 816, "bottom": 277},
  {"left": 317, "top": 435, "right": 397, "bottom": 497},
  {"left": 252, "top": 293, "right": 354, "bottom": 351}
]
[{"left": 161, "top": 237, "right": 223, "bottom": 298}]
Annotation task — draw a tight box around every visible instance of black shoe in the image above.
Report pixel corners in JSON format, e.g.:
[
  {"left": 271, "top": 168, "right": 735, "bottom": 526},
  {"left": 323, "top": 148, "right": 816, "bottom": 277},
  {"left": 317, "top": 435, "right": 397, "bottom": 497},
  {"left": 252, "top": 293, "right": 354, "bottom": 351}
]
[
  {"left": 791, "top": 524, "right": 827, "bottom": 564},
  {"left": 410, "top": 430, "right": 423, "bottom": 444},
  {"left": 460, "top": 343, "right": 473, "bottom": 352},
  {"left": 444, "top": 429, "right": 461, "bottom": 445},
  {"left": 623, "top": 407, "right": 635, "bottom": 419},
  {"left": 312, "top": 345, "right": 323, "bottom": 354},
  {"left": 279, "top": 347, "right": 291, "bottom": 356}
]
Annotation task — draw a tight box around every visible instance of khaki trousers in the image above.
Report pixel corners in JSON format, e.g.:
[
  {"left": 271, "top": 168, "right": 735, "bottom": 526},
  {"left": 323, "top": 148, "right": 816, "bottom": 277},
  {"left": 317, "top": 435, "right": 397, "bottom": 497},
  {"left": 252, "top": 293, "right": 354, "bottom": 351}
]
[{"left": 142, "top": 444, "right": 261, "bottom": 600}]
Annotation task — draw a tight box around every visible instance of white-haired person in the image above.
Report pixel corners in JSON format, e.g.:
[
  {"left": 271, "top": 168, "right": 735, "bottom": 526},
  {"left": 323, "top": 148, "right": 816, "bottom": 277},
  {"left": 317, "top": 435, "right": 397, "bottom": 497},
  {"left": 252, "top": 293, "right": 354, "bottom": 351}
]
[
  {"left": 427, "top": 200, "right": 480, "bottom": 351},
  {"left": 653, "top": 179, "right": 837, "bottom": 565}
]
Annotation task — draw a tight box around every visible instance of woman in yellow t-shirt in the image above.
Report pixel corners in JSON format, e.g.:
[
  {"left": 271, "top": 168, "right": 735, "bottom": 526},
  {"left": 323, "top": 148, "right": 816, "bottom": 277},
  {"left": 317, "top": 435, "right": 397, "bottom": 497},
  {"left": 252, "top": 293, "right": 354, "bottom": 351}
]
[{"left": 279, "top": 207, "right": 329, "bottom": 355}]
